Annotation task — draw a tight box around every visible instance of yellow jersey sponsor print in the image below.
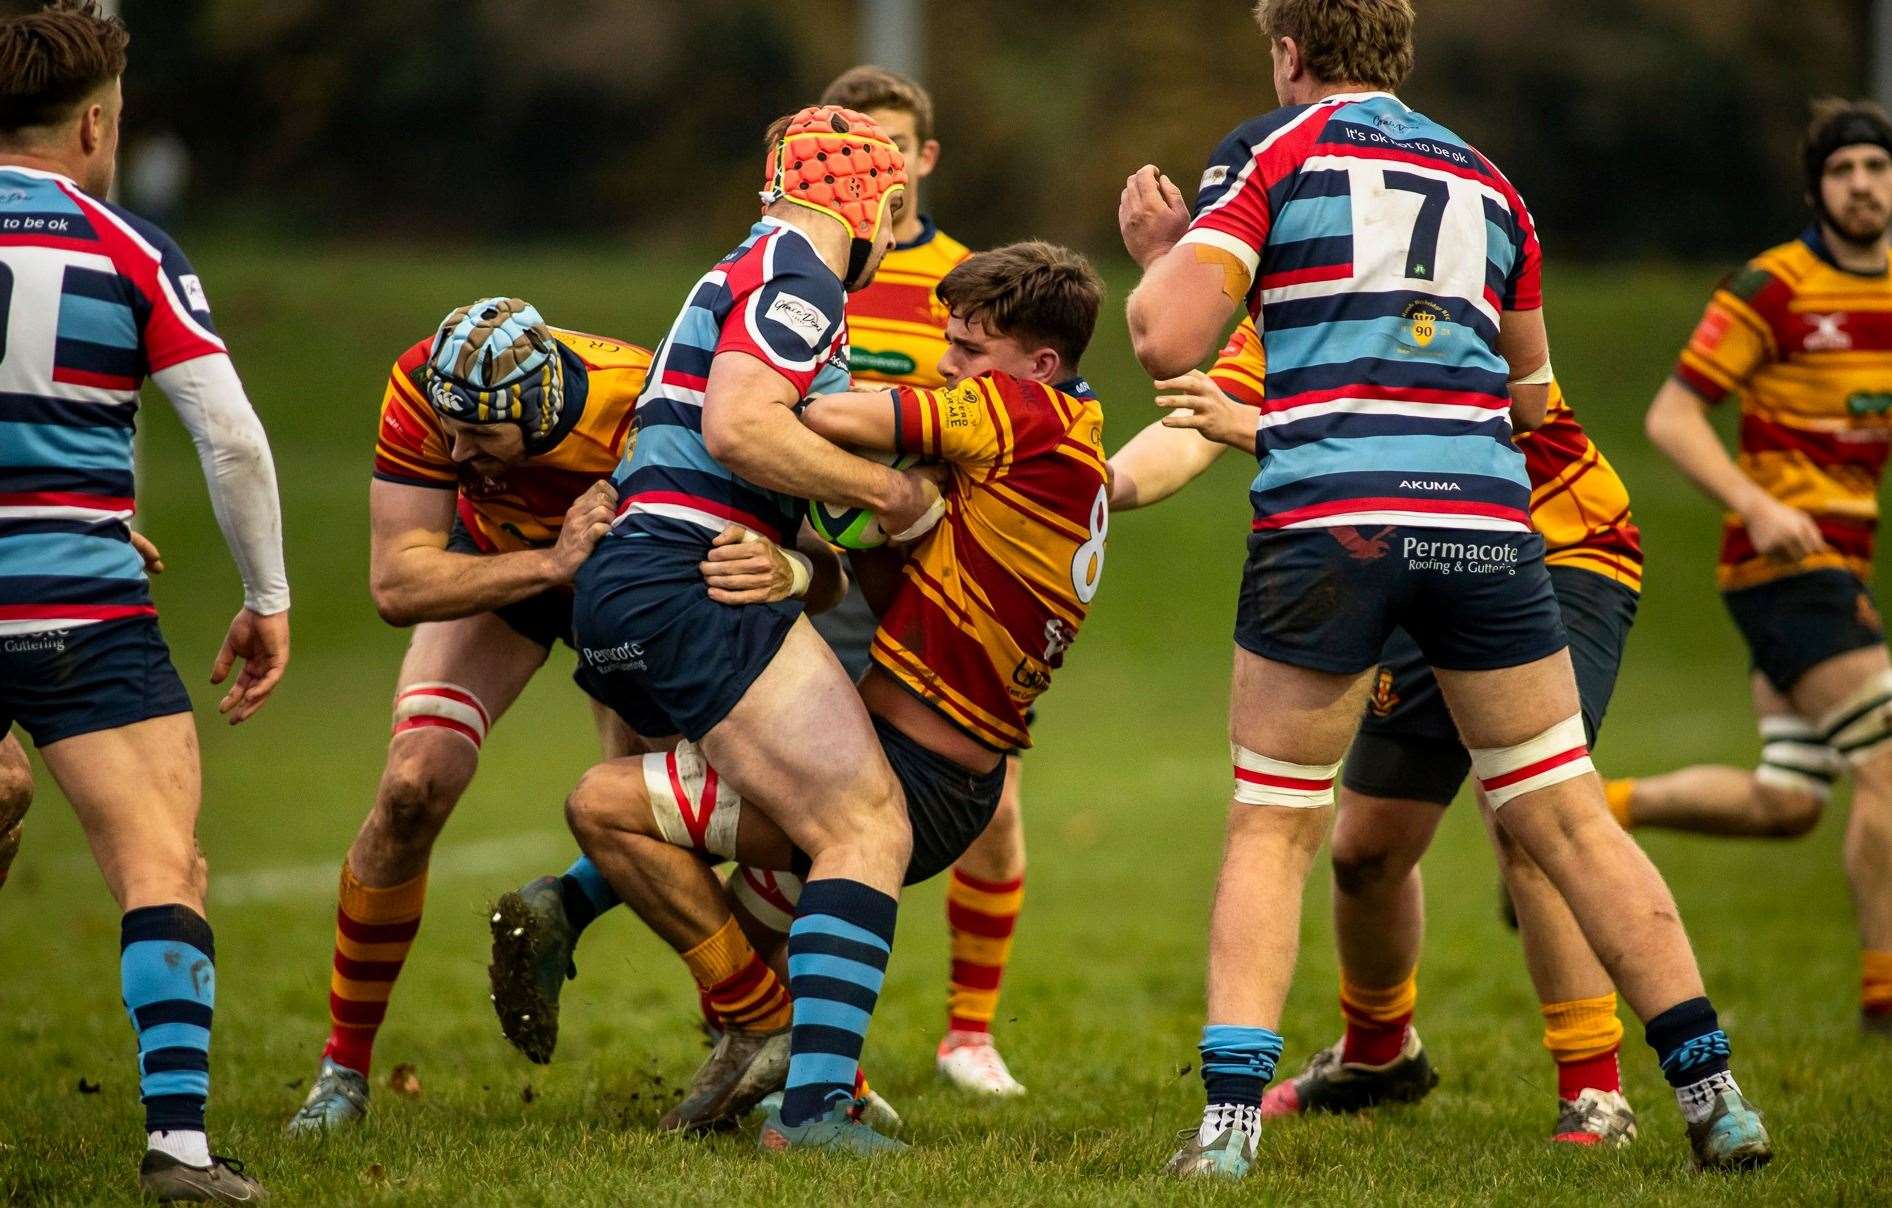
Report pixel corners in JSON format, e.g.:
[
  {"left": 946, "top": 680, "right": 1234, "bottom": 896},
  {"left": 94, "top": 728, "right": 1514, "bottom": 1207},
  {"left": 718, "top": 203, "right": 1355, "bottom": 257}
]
[
  {"left": 845, "top": 217, "right": 971, "bottom": 388},
  {"left": 373, "top": 328, "right": 651, "bottom": 554},
  {"left": 1672, "top": 230, "right": 1892, "bottom": 590},
  {"left": 1210, "top": 318, "right": 1643, "bottom": 590},
  {"left": 874, "top": 372, "right": 1108, "bottom": 751}
]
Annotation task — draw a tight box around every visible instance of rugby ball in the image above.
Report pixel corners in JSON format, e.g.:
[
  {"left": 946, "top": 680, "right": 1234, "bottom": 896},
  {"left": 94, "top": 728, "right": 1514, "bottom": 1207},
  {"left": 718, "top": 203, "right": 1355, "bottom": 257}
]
[{"left": 807, "top": 449, "right": 923, "bottom": 549}]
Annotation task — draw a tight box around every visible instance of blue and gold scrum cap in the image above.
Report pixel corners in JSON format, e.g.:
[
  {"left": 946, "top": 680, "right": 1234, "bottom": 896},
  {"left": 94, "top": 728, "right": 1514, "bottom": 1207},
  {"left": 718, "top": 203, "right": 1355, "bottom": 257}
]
[{"left": 422, "top": 297, "right": 566, "bottom": 448}]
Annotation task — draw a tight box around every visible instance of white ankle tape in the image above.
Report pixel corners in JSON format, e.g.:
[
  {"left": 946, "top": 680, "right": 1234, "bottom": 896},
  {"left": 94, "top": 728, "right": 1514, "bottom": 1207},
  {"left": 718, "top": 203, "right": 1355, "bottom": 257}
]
[
  {"left": 1820, "top": 670, "right": 1892, "bottom": 766},
  {"left": 1471, "top": 714, "right": 1593, "bottom": 808},
  {"left": 1230, "top": 744, "right": 1339, "bottom": 808},
  {"left": 1756, "top": 714, "right": 1843, "bottom": 799}
]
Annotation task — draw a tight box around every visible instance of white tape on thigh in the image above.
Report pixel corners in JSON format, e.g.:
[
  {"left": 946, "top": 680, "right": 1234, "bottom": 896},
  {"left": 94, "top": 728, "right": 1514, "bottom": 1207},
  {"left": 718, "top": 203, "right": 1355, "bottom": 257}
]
[
  {"left": 1470, "top": 714, "right": 1594, "bottom": 808},
  {"left": 392, "top": 681, "right": 492, "bottom": 751},
  {"left": 728, "top": 865, "right": 802, "bottom": 935},
  {"left": 1819, "top": 670, "right": 1892, "bottom": 766},
  {"left": 1755, "top": 715, "right": 1844, "bottom": 799},
  {"left": 1230, "top": 744, "right": 1340, "bottom": 808},
  {"left": 641, "top": 740, "right": 743, "bottom": 859}
]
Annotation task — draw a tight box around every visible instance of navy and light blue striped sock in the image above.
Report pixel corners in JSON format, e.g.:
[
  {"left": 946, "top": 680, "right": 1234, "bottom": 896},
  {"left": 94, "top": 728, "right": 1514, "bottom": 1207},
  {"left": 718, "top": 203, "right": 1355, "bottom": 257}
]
[
  {"left": 121, "top": 905, "right": 216, "bottom": 1138},
  {"left": 1200, "top": 1023, "right": 1284, "bottom": 1108},
  {"left": 1646, "top": 995, "right": 1739, "bottom": 1122},
  {"left": 557, "top": 856, "right": 617, "bottom": 935},
  {"left": 781, "top": 878, "right": 897, "bottom": 1127}
]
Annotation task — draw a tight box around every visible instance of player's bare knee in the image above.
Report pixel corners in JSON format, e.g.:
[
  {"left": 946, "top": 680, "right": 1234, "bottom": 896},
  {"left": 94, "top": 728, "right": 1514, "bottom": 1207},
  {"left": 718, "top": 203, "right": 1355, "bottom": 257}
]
[
  {"left": 1753, "top": 781, "right": 1825, "bottom": 837},
  {"left": 564, "top": 760, "right": 656, "bottom": 847},
  {"left": 1330, "top": 840, "right": 1405, "bottom": 897},
  {"left": 375, "top": 750, "right": 466, "bottom": 848}
]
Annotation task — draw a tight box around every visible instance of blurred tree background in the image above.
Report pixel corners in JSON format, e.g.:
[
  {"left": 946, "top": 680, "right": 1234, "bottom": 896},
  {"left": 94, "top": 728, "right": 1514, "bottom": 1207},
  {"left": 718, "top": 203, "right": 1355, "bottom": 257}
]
[{"left": 3, "top": 0, "right": 1877, "bottom": 263}]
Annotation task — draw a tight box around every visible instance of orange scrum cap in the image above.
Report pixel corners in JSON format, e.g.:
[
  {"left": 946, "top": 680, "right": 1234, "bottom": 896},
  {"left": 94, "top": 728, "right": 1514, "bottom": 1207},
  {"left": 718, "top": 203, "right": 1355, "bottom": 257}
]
[{"left": 761, "top": 105, "right": 908, "bottom": 284}]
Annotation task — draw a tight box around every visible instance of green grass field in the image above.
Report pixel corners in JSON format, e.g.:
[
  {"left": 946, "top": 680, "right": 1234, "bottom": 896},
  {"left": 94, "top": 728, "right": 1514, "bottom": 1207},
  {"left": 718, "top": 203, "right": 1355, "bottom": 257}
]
[{"left": 2, "top": 243, "right": 1890, "bottom": 1205}]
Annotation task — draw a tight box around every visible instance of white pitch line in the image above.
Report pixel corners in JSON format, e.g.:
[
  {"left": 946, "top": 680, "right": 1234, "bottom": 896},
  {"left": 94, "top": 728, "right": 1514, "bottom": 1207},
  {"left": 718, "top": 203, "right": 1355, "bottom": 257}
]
[{"left": 211, "top": 830, "right": 569, "bottom": 905}]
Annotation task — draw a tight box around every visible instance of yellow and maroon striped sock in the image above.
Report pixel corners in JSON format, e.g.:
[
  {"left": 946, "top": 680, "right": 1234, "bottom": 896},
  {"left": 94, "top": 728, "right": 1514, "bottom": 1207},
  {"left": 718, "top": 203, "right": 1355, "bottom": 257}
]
[
  {"left": 322, "top": 863, "right": 425, "bottom": 1077},
  {"left": 1864, "top": 950, "right": 1892, "bottom": 1021},
  {"left": 1340, "top": 971, "right": 1416, "bottom": 1066},
  {"left": 683, "top": 916, "right": 791, "bottom": 1032},
  {"left": 946, "top": 869, "right": 1024, "bottom": 1035}
]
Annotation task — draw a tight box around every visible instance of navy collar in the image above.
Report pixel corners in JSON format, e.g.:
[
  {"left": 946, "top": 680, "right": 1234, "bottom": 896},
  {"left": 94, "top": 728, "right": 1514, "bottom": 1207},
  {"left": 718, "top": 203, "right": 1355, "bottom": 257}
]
[
  {"left": 895, "top": 214, "right": 938, "bottom": 251},
  {"left": 1055, "top": 375, "right": 1095, "bottom": 399},
  {"left": 1801, "top": 222, "right": 1891, "bottom": 279}
]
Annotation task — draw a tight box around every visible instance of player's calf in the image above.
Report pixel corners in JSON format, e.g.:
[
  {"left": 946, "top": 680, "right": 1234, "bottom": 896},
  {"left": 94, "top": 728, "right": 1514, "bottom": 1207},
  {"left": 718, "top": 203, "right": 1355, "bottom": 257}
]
[{"left": 0, "top": 735, "right": 32, "bottom": 891}]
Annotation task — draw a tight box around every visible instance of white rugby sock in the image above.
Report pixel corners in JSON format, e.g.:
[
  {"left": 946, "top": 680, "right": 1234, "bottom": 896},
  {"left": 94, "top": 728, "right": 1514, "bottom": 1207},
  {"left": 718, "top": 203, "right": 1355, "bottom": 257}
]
[
  {"left": 147, "top": 1128, "right": 211, "bottom": 1167},
  {"left": 1674, "top": 1070, "right": 1740, "bottom": 1125},
  {"left": 1196, "top": 1101, "right": 1262, "bottom": 1146}
]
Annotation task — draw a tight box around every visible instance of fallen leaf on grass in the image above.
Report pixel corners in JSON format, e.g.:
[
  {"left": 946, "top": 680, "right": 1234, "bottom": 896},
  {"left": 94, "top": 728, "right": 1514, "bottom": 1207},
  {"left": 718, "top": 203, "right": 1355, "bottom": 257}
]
[
  {"left": 75, "top": 1078, "right": 100, "bottom": 1094},
  {"left": 386, "top": 1064, "right": 422, "bottom": 1098},
  {"left": 360, "top": 1163, "right": 388, "bottom": 1184}
]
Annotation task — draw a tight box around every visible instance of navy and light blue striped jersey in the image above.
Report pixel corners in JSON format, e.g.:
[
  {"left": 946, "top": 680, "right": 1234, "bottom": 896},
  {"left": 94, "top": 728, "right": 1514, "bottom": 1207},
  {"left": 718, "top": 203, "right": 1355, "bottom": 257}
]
[
  {"left": 610, "top": 217, "right": 851, "bottom": 547},
  {"left": 1177, "top": 92, "right": 1543, "bottom": 534},
  {"left": 0, "top": 166, "right": 226, "bottom": 635}
]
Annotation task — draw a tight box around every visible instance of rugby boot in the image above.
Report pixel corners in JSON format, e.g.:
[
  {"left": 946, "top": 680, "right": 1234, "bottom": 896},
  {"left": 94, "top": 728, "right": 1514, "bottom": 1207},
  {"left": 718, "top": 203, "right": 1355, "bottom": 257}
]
[
  {"left": 284, "top": 1058, "right": 369, "bottom": 1135},
  {"left": 138, "top": 1151, "right": 267, "bottom": 1203},
  {"left": 1687, "top": 1088, "right": 1773, "bottom": 1172},
  {"left": 487, "top": 877, "right": 577, "bottom": 1064},
  {"left": 937, "top": 1031, "right": 1026, "bottom": 1095},
  {"left": 1163, "top": 1116, "right": 1256, "bottom": 1180},
  {"left": 757, "top": 1098, "right": 909, "bottom": 1155},
  {"left": 1260, "top": 1027, "right": 1439, "bottom": 1117},
  {"left": 660, "top": 1026, "right": 790, "bottom": 1132},
  {"left": 757, "top": 1074, "right": 902, "bottom": 1131},
  {"left": 1552, "top": 1087, "right": 1638, "bottom": 1146}
]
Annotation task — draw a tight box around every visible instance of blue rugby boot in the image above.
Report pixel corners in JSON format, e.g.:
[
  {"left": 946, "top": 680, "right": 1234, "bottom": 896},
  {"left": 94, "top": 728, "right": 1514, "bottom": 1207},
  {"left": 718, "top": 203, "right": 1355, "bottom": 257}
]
[
  {"left": 285, "top": 1058, "right": 368, "bottom": 1135},
  {"left": 757, "top": 1098, "right": 908, "bottom": 1155},
  {"left": 1165, "top": 1102, "right": 1261, "bottom": 1179},
  {"left": 1687, "top": 1089, "right": 1773, "bottom": 1172},
  {"left": 488, "top": 877, "right": 578, "bottom": 1065}
]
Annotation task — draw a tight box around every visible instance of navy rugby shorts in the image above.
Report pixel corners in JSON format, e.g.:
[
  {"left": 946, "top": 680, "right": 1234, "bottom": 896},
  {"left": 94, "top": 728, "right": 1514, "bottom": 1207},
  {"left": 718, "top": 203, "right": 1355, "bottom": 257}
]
[
  {"left": 571, "top": 534, "right": 801, "bottom": 742},
  {"left": 1722, "top": 569, "right": 1884, "bottom": 694},
  {"left": 0, "top": 617, "right": 192, "bottom": 746},
  {"left": 1342, "top": 565, "right": 1639, "bottom": 806},
  {"left": 1234, "top": 524, "right": 1568, "bottom": 676},
  {"left": 448, "top": 517, "right": 574, "bottom": 650}
]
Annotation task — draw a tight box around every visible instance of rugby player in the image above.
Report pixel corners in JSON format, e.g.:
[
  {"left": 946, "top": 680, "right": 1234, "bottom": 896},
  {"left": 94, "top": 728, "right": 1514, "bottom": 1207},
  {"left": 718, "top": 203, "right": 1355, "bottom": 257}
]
[
  {"left": 495, "top": 68, "right": 1032, "bottom": 1097},
  {"left": 1113, "top": 317, "right": 1647, "bottom": 1145},
  {"left": 1605, "top": 99, "right": 1892, "bottom": 1035},
  {"left": 285, "top": 298, "right": 650, "bottom": 1132},
  {"left": 561, "top": 242, "right": 1106, "bottom": 1145},
  {"left": 560, "top": 105, "right": 944, "bottom": 1152},
  {"left": 1117, "top": 0, "right": 1769, "bottom": 1177},
  {"left": 1, "top": 3, "right": 290, "bottom": 1199}
]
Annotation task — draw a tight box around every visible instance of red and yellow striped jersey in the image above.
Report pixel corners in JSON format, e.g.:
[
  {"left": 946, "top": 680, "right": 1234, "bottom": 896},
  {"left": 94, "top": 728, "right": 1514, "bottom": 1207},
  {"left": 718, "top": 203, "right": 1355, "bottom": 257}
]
[
  {"left": 874, "top": 372, "right": 1109, "bottom": 751},
  {"left": 1672, "top": 231, "right": 1892, "bottom": 590},
  {"left": 373, "top": 328, "right": 651, "bottom": 553},
  {"left": 845, "top": 218, "right": 972, "bottom": 388},
  {"left": 1211, "top": 318, "right": 1643, "bottom": 590}
]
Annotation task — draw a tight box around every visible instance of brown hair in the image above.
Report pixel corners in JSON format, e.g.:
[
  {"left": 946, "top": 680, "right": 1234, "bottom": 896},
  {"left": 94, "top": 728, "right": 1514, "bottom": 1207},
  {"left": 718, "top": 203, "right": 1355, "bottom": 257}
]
[
  {"left": 1252, "top": 0, "right": 1413, "bottom": 92},
  {"left": 0, "top": 2, "right": 128, "bottom": 136},
  {"left": 936, "top": 242, "right": 1103, "bottom": 369},
  {"left": 820, "top": 65, "right": 935, "bottom": 143}
]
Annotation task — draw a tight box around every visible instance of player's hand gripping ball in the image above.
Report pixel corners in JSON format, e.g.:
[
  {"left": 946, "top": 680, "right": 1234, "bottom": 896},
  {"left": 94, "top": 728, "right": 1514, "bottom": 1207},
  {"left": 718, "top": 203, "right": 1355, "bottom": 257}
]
[{"left": 807, "top": 449, "right": 924, "bottom": 549}]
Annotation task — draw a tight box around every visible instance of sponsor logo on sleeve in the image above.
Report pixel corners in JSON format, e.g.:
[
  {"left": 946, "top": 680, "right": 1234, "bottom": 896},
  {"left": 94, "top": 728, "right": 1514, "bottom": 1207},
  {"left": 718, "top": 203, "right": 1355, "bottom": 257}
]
[
  {"left": 766, "top": 292, "right": 831, "bottom": 346},
  {"left": 1199, "top": 164, "right": 1230, "bottom": 191},
  {"left": 179, "top": 273, "right": 211, "bottom": 314}
]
